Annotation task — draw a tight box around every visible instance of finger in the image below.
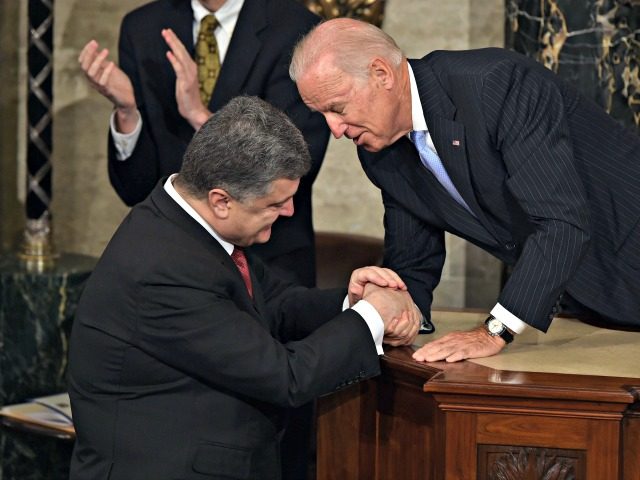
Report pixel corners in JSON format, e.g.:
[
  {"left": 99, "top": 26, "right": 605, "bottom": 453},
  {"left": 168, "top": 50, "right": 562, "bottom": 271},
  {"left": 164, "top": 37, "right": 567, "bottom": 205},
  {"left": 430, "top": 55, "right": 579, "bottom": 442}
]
[
  {"left": 162, "top": 28, "right": 191, "bottom": 63},
  {"left": 384, "top": 316, "right": 399, "bottom": 334},
  {"left": 393, "top": 312, "right": 413, "bottom": 337},
  {"left": 378, "top": 268, "right": 407, "bottom": 289},
  {"left": 354, "top": 267, "right": 393, "bottom": 288},
  {"left": 412, "top": 342, "right": 450, "bottom": 362},
  {"left": 445, "top": 350, "right": 468, "bottom": 363},
  {"left": 86, "top": 48, "right": 110, "bottom": 79},
  {"left": 165, "top": 51, "right": 183, "bottom": 76},
  {"left": 78, "top": 39, "right": 98, "bottom": 65},
  {"left": 97, "top": 61, "right": 115, "bottom": 86}
]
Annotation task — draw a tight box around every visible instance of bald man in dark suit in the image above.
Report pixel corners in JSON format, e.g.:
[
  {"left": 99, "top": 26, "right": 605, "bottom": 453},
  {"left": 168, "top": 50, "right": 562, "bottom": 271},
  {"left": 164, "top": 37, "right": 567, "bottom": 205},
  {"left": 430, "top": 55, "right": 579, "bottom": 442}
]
[{"left": 291, "top": 18, "right": 640, "bottom": 362}]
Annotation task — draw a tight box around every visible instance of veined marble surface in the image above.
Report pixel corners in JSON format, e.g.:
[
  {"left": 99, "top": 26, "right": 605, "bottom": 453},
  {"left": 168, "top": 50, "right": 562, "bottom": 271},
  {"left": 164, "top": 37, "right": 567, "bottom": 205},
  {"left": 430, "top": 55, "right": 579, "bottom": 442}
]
[
  {"left": 0, "top": 253, "right": 96, "bottom": 406},
  {"left": 0, "top": 253, "right": 95, "bottom": 480},
  {"left": 506, "top": 0, "right": 640, "bottom": 132}
]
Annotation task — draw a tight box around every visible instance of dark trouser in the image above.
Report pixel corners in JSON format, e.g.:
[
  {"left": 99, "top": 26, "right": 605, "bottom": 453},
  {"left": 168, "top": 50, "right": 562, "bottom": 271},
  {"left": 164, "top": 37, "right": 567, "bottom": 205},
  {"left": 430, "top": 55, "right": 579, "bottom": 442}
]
[
  {"left": 266, "top": 247, "right": 317, "bottom": 479},
  {"left": 280, "top": 401, "right": 315, "bottom": 480}
]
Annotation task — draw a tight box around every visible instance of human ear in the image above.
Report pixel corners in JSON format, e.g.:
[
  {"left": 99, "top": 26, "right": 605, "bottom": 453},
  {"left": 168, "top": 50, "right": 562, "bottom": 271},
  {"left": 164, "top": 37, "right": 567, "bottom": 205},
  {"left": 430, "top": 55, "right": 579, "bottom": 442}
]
[
  {"left": 370, "top": 58, "right": 393, "bottom": 89},
  {"left": 208, "top": 188, "right": 231, "bottom": 219}
]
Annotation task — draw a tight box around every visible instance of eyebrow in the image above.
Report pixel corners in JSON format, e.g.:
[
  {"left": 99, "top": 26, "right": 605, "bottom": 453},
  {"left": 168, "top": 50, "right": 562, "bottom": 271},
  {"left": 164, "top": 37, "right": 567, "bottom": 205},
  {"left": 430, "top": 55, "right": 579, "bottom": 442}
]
[{"left": 267, "top": 194, "right": 294, "bottom": 207}]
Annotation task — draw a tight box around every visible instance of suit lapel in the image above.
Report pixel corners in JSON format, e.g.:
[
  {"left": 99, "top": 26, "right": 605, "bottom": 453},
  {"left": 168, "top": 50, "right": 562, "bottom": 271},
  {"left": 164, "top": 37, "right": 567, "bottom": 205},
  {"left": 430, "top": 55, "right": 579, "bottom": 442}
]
[
  {"left": 390, "top": 139, "right": 497, "bottom": 245},
  {"left": 408, "top": 58, "right": 500, "bottom": 244},
  {"left": 149, "top": 182, "right": 262, "bottom": 318},
  {"left": 210, "top": 0, "right": 267, "bottom": 109}
]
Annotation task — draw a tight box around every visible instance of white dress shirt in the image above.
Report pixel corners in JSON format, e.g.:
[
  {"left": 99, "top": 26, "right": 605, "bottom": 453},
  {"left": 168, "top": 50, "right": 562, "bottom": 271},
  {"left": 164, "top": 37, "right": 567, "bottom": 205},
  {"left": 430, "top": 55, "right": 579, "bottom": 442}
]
[{"left": 111, "top": 0, "right": 245, "bottom": 160}]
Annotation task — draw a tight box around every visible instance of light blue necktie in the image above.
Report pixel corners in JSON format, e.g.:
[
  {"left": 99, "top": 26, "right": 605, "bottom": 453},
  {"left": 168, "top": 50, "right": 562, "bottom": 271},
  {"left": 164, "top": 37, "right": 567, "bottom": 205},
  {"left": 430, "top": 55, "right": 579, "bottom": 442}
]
[{"left": 410, "top": 130, "right": 473, "bottom": 214}]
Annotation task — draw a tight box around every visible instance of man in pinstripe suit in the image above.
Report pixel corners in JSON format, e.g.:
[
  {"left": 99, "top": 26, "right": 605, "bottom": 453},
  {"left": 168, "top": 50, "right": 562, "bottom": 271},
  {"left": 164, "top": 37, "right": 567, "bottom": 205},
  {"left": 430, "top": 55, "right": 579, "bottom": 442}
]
[{"left": 291, "top": 18, "right": 640, "bottom": 362}]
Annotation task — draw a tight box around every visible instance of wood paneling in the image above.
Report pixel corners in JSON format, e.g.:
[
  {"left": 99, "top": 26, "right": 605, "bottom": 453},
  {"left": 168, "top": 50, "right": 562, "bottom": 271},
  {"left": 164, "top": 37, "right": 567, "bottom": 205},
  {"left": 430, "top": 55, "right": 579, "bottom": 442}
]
[{"left": 316, "top": 345, "right": 640, "bottom": 479}]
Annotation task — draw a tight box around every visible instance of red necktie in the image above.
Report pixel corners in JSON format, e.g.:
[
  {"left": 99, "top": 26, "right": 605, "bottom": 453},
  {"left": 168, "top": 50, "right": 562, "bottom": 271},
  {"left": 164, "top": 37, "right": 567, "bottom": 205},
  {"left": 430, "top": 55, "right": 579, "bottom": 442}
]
[{"left": 231, "top": 247, "right": 253, "bottom": 298}]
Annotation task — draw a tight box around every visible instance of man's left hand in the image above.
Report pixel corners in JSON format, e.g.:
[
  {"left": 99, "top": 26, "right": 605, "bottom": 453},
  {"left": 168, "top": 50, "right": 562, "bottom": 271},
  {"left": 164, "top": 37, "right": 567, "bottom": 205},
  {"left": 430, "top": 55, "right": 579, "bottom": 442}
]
[
  {"left": 412, "top": 326, "right": 506, "bottom": 363},
  {"left": 348, "top": 266, "right": 407, "bottom": 306}
]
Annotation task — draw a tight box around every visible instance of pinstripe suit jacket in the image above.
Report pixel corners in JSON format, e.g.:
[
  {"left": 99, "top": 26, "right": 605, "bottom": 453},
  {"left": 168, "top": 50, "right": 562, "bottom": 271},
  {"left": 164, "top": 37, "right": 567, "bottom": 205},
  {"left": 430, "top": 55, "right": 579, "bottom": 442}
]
[{"left": 358, "top": 48, "right": 640, "bottom": 331}]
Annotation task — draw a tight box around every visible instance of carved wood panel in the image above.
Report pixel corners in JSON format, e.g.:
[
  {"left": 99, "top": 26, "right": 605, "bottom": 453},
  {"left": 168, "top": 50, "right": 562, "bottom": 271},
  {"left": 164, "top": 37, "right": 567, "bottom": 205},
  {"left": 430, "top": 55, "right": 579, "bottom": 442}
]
[{"left": 477, "top": 445, "right": 586, "bottom": 480}]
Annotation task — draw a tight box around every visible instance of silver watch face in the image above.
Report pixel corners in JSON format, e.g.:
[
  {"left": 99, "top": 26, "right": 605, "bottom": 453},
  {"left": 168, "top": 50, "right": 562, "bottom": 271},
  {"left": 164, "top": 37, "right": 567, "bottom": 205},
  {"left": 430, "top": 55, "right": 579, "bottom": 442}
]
[{"left": 487, "top": 318, "right": 504, "bottom": 335}]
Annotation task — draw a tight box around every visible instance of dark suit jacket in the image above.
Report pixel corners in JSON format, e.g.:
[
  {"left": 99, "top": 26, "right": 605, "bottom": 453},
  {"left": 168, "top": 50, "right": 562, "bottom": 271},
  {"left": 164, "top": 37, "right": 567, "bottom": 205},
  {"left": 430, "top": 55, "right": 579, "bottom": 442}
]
[
  {"left": 107, "top": 0, "right": 330, "bottom": 282},
  {"left": 359, "top": 48, "right": 640, "bottom": 332},
  {"left": 67, "top": 183, "right": 380, "bottom": 480}
]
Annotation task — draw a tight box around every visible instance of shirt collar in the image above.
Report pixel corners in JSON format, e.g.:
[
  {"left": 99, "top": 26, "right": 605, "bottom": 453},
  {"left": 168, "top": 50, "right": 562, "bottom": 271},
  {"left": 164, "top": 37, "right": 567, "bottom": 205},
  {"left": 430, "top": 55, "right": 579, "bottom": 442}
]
[
  {"left": 164, "top": 174, "right": 234, "bottom": 255},
  {"left": 408, "top": 63, "right": 428, "bottom": 133},
  {"left": 191, "top": 0, "right": 244, "bottom": 38}
]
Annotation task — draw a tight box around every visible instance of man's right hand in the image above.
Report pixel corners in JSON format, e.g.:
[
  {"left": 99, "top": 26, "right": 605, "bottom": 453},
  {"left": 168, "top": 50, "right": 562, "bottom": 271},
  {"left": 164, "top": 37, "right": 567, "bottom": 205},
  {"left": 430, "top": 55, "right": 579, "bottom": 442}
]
[
  {"left": 362, "top": 284, "right": 421, "bottom": 346},
  {"left": 78, "top": 40, "right": 138, "bottom": 134}
]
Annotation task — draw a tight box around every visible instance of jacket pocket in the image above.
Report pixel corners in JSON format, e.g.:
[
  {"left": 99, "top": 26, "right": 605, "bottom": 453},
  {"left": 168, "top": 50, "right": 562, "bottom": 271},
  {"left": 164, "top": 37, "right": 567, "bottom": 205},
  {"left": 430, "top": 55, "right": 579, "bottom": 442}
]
[{"left": 191, "top": 442, "right": 252, "bottom": 479}]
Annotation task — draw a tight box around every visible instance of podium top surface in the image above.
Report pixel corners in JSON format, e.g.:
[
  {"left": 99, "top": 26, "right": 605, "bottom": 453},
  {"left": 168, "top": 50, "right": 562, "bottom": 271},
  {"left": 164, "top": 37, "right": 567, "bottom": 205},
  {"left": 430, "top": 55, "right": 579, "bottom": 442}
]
[{"left": 412, "top": 310, "right": 640, "bottom": 379}]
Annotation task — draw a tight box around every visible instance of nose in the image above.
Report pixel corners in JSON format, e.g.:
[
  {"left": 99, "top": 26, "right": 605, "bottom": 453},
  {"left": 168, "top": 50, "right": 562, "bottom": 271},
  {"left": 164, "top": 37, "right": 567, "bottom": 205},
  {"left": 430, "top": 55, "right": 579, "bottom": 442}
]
[
  {"left": 280, "top": 198, "right": 294, "bottom": 217},
  {"left": 324, "top": 113, "right": 347, "bottom": 139}
]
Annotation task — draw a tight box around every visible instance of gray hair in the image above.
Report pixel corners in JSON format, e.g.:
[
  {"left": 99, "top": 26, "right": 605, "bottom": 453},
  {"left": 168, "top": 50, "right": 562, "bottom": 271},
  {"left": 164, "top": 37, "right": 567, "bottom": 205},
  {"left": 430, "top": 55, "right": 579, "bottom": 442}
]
[
  {"left": 290, "top": 18, "right": 404, "bottom": 82},
  {"left": 177, "top": 96, "right": 311, "bottom": 201}
]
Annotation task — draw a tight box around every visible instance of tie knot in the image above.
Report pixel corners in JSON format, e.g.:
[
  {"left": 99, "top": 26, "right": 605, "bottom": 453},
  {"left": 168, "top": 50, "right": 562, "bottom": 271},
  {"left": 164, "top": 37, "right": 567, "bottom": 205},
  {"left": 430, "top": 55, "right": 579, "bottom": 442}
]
[
  {"left": 410, "top": 130, "right": 427, "bottom": 145},
  {"left": 200, "top": 14, "right": 218, "bottom": 32},
  {"left": 231, "top": 247, "right": 246, "bottom": 266}
]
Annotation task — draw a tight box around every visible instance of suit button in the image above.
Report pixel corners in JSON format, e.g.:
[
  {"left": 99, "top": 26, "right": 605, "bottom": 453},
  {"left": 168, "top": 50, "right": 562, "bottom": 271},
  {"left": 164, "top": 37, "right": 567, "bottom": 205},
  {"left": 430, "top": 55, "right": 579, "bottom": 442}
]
[{"left": 505, "top": 242, "right": 516, "bottom": 250}]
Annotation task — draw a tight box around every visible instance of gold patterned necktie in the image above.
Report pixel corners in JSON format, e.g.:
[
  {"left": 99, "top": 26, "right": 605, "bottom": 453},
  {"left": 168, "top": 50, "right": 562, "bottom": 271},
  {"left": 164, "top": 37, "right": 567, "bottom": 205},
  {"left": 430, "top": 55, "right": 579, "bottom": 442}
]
[{"left": 195, "top": 14, "right": 220, "bottom": 105}]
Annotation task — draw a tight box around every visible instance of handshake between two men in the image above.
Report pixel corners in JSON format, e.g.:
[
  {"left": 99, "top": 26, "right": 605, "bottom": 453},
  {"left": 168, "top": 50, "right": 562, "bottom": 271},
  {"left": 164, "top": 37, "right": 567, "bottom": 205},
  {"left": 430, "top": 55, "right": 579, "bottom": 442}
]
[{"left": 347, "top": 266, "right": 422, "bottom": 348}]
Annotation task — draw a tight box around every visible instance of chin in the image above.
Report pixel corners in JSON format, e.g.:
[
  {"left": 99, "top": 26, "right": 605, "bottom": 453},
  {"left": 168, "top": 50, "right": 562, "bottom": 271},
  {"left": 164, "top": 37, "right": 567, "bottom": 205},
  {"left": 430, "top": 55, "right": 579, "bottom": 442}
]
[
  {"left": 255, "top": 230, "right": 272, "bottom": 244},
  {"left": 362, "top": 143, "right": 383, "bottom": 153}
]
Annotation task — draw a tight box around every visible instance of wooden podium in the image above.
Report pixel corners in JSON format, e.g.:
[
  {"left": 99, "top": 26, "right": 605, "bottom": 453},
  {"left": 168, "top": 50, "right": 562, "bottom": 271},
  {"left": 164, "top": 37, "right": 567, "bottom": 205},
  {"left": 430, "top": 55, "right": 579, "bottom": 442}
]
[{"left": 316, "top": 311, "right": 640, "bottom": 479}]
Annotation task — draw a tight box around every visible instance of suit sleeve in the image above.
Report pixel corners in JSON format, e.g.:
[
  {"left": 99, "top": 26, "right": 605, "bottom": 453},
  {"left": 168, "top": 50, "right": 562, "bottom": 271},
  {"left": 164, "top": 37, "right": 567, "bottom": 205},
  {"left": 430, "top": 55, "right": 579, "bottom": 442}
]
[
  {"left": 107, "top": 15, "right": 162, "bottom": 206},
  {"left": 358, "top": 152, "right": 446, "bottom": 323},
  {"left": 481, "top": 59, "right": 591, "bottom": 331},
  {"left": 134, "top": 267, "right": 380, "bottom": 409},
  {"left": 381, "top": 191, "right": 446, "bottom": 323}
]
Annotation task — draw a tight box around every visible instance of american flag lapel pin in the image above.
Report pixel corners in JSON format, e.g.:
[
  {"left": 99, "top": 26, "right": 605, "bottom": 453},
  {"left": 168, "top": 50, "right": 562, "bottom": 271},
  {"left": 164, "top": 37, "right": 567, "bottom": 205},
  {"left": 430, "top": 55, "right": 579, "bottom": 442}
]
[{"left": 452, "top": 139, "right": 460, "bottom": 146}]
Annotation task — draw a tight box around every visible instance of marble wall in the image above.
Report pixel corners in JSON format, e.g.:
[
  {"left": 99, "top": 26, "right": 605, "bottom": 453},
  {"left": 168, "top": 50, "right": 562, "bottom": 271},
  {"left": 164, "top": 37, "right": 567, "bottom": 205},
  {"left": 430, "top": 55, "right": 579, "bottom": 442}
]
[
  {"left": 0, "top": 0, "right": 505, "bottom": 309},
  {"left": 506, "top": 0, "right": 640, "bottom": 133}
]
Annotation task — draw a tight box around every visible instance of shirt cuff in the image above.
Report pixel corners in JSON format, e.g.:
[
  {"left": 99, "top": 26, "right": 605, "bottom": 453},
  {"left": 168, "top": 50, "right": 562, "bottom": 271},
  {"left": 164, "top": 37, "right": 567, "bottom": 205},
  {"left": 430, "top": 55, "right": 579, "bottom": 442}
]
[
  {"left": 347, "top": 298, "right": 384, "bottom": 355},
  {"left": 490, "top": 303, "right": 527, "bottom": 334},
  {"left": 110, "top": 109, "right": 142, "bottom": 161}
]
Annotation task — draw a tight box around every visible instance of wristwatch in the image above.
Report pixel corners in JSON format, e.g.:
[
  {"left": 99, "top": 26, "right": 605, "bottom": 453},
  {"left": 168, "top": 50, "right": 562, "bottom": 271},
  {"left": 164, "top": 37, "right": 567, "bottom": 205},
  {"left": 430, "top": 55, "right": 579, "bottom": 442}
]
[{"left": 484, "top": 315, "right": 514, "bottom": 344}]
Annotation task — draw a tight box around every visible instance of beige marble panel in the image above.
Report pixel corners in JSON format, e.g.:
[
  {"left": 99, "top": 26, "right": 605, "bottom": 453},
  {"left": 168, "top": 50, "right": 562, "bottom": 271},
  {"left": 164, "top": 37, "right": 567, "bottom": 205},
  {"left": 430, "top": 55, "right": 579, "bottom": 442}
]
[
  {"left": 0, "top": 2, "right": 24, "bottom": 252},
  {"left": 51, "top": 0, "right": 147, "bottom": 256}
]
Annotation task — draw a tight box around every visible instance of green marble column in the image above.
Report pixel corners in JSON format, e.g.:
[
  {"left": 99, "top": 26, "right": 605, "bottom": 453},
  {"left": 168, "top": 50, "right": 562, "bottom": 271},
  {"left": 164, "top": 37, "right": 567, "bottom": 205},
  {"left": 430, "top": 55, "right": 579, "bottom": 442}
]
[
  {"left": 0, "top": 253, "right": 96, "bottom": 480},
  {"left": 506, "top": 0, "right": 640, "bottom": 133}
]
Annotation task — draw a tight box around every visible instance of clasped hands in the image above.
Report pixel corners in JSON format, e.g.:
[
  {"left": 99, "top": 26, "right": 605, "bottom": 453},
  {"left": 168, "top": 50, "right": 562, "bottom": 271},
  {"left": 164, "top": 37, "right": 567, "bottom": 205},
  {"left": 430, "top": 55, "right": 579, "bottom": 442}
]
[
  {"left": 78, "top": 29, "right": 211, "bottom": 133},
  {"left": 348, "top": 267, "right": 421, "bottom": 347}
]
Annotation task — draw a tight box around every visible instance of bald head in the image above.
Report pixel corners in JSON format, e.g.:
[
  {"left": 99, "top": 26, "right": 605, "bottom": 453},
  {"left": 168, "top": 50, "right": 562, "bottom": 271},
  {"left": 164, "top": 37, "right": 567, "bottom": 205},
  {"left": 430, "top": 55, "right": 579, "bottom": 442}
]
[
  {"left": 290, "top": 19, "right": 412, "bottom": 152},
  {"left": 289, "top": 18, "right": 404, "bottom": 83}
]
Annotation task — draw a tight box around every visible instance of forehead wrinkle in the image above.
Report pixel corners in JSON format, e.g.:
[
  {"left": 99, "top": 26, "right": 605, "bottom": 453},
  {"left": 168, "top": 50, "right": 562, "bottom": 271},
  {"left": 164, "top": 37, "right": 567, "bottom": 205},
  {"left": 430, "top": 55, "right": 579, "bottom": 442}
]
[{"left": 302, "top": 64, "right": 350, "bottom": 112}]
